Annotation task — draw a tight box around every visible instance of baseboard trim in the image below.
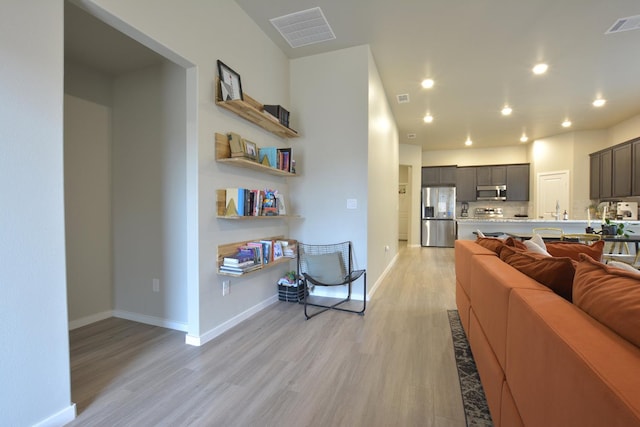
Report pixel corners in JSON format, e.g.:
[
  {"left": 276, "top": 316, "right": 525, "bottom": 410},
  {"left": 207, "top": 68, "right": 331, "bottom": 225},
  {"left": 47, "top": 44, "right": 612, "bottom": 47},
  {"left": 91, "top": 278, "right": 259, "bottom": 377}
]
[
  {"left": 367, "top": 251, "right": 399, "bottom": 299},
  {"left": 185, "top": 294, "right": 279, "bottom": 347},
  {"left": 33, "top": 403, "right": 76, "bottom": 427},
  {"left": 113, "top": 310, "right": 188, "bottom": 332},
  {"left": 68, "top": 310, "right": 113, "bottom": 330}
]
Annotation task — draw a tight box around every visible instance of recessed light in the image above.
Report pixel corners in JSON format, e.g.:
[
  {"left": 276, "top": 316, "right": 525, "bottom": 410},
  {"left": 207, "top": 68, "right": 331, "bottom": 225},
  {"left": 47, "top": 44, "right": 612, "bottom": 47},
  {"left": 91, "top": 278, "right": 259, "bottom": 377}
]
[
  {"left": 520, "top": 134, "right": 528, "bottom": 142},
  {"left": 593, "top": 98, "right": 606, "bottom": 107},
  {"left": 465, "top": 138, "right": 473, "bottom": 146},
  {"left": 423, "top": 113, "right": 434, "bottom": 123},
  {"left": 562, "top": 119, "right": 572, "bottom": 128},
  {"left": 421, "top": 79, "right": 434, "bottom": 89},
  {"left": 501, "top": 106, "right": 513, "bottom": 116},
  {"left": 532, "top": 63, "right": 548, "bottom": 75}
]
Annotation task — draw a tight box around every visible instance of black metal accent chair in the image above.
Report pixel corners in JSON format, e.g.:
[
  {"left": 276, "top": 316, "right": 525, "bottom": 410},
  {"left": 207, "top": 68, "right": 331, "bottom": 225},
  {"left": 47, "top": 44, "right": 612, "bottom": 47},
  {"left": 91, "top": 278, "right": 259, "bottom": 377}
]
[{"left": 297, "top": 241, "right": 366, "bottom": 319}]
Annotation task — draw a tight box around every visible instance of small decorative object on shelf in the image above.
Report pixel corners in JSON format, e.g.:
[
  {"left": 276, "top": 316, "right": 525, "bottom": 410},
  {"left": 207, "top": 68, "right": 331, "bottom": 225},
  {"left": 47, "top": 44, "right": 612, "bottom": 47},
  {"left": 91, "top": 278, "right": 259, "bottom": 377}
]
[
  {"left": 263, "top": 104, "right": 290, "bottom": 128},
  {"left": 217, "top": 60, "right": 243, "bottom": 101}
]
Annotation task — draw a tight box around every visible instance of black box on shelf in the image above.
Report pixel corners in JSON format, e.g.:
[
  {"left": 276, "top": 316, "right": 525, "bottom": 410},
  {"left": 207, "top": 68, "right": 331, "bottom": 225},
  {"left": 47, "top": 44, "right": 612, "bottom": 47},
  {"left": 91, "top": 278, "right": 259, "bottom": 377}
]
[{"left": 263, "top": 104, "right": 290, "bottom": 128}]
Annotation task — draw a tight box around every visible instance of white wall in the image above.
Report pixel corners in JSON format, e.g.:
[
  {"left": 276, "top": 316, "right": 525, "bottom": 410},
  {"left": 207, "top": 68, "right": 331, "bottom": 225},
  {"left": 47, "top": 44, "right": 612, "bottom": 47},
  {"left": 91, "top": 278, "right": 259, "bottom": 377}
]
[
  {"left": 82, "top": 0, "right": 292, "bottom": 341},
  {"left": 64, "top": 94, "right": 114, "bottom": 325},
  {"left": 400, "top": 144, "right": 422, "bottom": 246},
  {"left": 367, "top": 48, "right": 399, "bottom": 287},
  {"left": 112, "top": 62, "right": 188, "bottom": 328},
  {"left": 608, "top": 113, "right": 640, "bottom": 147},
  {"left": 423, "top": 145, "right": 528, "bottom": 166},
  {"left": 289, "top": 46, "right": 370, "bottom": 297},
  {"left": 0, "top": 1, "right": 74, "bottom": 425}
]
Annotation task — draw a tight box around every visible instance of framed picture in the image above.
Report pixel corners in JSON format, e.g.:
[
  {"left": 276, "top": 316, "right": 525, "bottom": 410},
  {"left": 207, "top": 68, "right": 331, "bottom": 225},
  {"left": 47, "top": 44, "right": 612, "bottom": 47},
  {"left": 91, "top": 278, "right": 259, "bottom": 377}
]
[
  {"left": 244, "top": 139, "right": 258, "bottom": 161},
  {"left": 217, "top": 60, "right": 243, "bottom": 101},
  {"left": 276, "top": 193, "right": 287, "bottom": 215}
]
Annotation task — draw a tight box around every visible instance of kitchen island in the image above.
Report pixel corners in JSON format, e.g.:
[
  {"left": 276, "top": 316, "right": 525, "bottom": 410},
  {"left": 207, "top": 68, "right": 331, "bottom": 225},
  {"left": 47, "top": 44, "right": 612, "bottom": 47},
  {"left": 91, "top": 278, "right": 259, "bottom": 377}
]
[{"left": 457, "top": 218, "right": 640, "bottom": 240}]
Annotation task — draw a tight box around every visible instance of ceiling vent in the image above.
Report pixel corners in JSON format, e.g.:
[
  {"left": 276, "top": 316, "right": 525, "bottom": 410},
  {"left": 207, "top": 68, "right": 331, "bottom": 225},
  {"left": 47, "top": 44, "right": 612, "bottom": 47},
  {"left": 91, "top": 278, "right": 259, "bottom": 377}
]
[
  {"left": 605, "top": 14, "right": 640, "bottom": 34},
  {"left": 407, "top": 133, "right": 417, "bottom": 139},
  {"left": 270, "top": 7, "right": 335, "bottom": 48},
  {"left": 396, "top": 94, "right": 410, "bottom": 104}
]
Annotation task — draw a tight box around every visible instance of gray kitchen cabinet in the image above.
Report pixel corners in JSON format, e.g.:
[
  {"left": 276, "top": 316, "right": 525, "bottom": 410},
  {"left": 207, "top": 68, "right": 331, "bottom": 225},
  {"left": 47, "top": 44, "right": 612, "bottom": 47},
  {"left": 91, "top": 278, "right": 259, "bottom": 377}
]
[
  {"left": 506, "top": 164, "right": 530, "bottom": 201},
  {"left": 476, "top": 166, "right": 506, "bottom": 186},
  {"left": 612, "top": 143, "right": 632, "bottom": 197},
  {"left": 631, "top": 138, "right": 640, "bottom": 196},
  {"left": 422, "top": 166, "right": 457, "bottom": 186},
  {"left": 600, "top": 149, "right": 613, "bottom": 199},
  {"left": 456, "top": 167, "right": 477, "bottom": 201},
  {"left": 590, "top": 153, "right": 601, "bottom": 199}
]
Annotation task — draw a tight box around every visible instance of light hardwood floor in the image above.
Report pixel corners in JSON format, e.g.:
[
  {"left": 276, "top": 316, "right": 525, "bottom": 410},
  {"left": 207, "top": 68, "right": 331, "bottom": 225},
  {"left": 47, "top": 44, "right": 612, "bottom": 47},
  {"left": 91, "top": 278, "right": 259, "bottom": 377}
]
[{"left": 68, "top": 245, "right": 464, "bottom": 427}]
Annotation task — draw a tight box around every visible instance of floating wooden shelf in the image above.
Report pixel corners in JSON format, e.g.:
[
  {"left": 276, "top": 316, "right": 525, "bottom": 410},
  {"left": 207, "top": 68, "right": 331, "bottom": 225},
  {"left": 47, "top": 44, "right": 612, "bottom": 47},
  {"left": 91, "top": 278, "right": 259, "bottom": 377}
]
[
  {"left": 214, "top": 133, "right": 296, "bottom": 177},
  {"left": 215, "top": 79, "right": 298, "bottom": 139},
  {"left": 217, "top": 236, "right": 296, "bottom": 277}
]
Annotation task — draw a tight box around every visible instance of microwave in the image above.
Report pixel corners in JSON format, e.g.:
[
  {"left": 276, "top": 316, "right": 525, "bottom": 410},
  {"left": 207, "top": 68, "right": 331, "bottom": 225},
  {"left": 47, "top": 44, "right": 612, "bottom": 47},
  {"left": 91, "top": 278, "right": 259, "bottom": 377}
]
[{"left": 477, "top": 185, "right": 507, "bottom": 201}]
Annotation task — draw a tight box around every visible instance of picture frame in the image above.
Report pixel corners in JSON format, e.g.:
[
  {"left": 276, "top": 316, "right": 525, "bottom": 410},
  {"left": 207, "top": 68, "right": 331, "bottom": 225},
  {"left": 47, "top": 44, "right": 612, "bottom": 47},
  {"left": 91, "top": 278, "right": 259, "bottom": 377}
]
[
  {"left": 217, "top": 60, "right": 243, "bottom": 101},
  {"left": 276, "top": 193, "right": 287, "bottom": 215},
  {"left": 244, "top": 139, "right": 258, "bottom": 161}
]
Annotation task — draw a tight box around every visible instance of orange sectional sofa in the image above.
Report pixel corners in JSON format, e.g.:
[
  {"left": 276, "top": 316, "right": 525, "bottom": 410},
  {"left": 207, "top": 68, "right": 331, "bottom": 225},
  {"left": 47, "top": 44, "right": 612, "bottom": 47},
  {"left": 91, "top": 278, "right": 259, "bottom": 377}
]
[{"left": 455, "top": 239, "right": 640, "bottom": 427}]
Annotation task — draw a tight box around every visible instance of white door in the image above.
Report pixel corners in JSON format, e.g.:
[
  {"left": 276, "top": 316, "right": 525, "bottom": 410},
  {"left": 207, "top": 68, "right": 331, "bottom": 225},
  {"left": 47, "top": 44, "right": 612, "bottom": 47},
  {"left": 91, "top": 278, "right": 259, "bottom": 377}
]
[
  {"left": 398, "top": 183, "right": 409, "bottom": 240},
  {"left": 537, "top": 170, "right": 570, "bottom": 219}
]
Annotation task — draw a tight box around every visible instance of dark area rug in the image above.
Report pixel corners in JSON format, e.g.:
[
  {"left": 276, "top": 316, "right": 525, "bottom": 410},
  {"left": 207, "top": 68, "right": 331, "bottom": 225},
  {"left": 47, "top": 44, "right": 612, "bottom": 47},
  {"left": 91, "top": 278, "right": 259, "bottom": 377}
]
[{"left": 448, "top": 310, "right": 494, "bottom": 427}]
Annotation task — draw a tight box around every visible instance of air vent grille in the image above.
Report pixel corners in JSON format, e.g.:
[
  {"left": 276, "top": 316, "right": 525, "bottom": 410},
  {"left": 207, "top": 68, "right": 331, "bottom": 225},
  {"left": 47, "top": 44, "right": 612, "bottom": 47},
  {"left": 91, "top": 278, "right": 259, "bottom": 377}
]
[
  {"left": 407, "top": 133, "right": 417, "bottom": 139},
  {"left": 396, "top": 94, "right": 410, "bottom": 104},
  {"left": 270, "top": 7, "right": 335, "bottom": 48},
  {"left": 606, "top": 15, "right": 640, "bottom": 34}
]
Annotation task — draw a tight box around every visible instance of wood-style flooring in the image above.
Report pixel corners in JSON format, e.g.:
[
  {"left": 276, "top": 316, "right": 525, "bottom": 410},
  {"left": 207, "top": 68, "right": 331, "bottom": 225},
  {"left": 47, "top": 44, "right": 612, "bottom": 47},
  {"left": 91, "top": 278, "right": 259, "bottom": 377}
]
[{"left": 67, "top": 244, "right": 464, "bottom": 427}]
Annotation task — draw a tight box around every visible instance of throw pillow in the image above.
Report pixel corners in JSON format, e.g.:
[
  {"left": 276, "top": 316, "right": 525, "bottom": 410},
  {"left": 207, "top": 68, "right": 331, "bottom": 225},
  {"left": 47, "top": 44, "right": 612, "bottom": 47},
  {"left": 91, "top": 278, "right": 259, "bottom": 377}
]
[
  {"left": 504, "top": 237, "right": 527, "bottom": 250},
  {"left": 573, "top": 254, "right": 640, "bottom": 347},
  {"left": 475, "top": 237, "right": 505, "bottom": 254},
  {"left": 607, "top": 260, "right": 640, "bottom": 274},
  {"left": 545, "top": 240, "right": 605, "bottom": 262},
  {"left": 524, "top": 239, "right": 551, "bottom": 256},
  {"left": 500, "top": 245, "right": 576, "bottom": 301},
  {"left": 530, "top": 233, "right": 547, "bottom": 250},
  {"left": 304, "top": 252, "right": 346, "bottom": 284}
]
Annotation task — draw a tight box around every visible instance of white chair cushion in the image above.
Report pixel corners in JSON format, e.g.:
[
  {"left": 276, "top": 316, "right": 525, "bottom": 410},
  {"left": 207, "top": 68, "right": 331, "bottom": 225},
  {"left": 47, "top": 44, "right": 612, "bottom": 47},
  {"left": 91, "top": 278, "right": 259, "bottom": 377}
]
[{"left": 305, "top": 252, "right": 346, "bottom": 284}]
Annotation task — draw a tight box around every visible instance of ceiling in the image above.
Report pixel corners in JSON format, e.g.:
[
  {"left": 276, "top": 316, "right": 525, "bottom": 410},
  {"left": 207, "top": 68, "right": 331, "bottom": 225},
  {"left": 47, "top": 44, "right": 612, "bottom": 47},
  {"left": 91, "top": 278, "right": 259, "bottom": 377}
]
[
  {"left": 235, "top": 0, "right": 640, "bottom": 151},
  {"left": 65, "top": 1, "right": 640, "bottom": 151},
  {"left": 64, "top": 2, "right": 162, "bottom": 76}
]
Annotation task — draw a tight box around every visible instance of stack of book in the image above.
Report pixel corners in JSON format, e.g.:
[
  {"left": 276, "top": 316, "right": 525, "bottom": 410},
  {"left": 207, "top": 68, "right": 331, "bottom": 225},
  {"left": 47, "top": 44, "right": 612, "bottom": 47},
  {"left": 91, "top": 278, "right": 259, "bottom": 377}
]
[
  {"left": 258, "top": 147, "right": 294, "bottom": 173},
  {"left": 219, "top": 247, "right": 262, "bottom": 275}
]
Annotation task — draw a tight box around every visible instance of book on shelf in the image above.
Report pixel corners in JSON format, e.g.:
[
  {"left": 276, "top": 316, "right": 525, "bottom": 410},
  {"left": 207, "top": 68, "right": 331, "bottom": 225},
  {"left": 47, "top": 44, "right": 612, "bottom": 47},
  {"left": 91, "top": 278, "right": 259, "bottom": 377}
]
[
  {"left": 259, "top": 239, "right": 274, "bottom": 264},
  {"left": 258, "top": 147, "right": 278, "bottom": 169},
  {"left": 277, "top": 148, "right": 292, "bottom": 172},
  {"left": 243, "top": 242, "right": 264, "bottom": 265},
  {"left": 225, "top": 188, "right": 246, "bottom": 216},
  {"left": 219, "top": 263, "right": 262, "bottom": 275}
]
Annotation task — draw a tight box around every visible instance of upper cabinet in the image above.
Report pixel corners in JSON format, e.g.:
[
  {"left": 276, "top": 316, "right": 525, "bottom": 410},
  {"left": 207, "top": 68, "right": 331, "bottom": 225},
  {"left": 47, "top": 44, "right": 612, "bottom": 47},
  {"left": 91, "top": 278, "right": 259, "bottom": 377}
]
[
  {"left": 456, "top": 167, "right": 477, "bottom": 202},
  {"left": 506, "top": 164, "right": 530, "bottom": 201},
  {"left": 476, "top": 166, "right": 506, "bottom": 186},
  {"left": 633, "top": 139, "right": 640, "bottom": 196},
  {"left": 590, "top": 137, "right": 640, "bottom": 200},
  {"left": 612, "top": 144, "right": 632, "bottom": 197},
  {"left": 422, "top": 166, "right": 457, "bottom": 186}
]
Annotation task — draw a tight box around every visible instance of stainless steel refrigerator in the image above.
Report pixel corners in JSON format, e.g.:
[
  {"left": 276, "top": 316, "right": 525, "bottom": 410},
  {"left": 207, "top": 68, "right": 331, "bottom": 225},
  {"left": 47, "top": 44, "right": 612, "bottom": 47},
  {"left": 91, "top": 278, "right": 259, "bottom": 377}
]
[{"left": 421, "top": 186, "right": 457, "bottom": 247}]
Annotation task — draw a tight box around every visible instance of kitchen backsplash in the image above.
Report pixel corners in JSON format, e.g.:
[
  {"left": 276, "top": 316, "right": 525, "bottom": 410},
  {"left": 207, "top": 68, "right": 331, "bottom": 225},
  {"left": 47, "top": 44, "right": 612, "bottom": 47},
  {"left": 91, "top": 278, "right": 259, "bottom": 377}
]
[{"left": 458, "top": 201, "right": 530, "bottom": 218}]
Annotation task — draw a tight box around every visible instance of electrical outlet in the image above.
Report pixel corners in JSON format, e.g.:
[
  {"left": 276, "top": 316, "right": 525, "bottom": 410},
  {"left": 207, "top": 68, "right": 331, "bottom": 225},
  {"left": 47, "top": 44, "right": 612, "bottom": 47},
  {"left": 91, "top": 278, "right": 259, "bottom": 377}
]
[
  {"left": 222, "top": 280, "right": 230, "bottom": 296},
  {"left": 152, "top": 278, "right": 160, "bottom": 292}
]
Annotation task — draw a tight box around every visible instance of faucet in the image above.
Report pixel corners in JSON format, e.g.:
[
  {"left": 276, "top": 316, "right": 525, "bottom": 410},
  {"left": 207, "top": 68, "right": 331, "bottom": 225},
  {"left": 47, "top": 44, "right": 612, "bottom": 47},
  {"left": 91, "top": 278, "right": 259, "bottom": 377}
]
[{"left": 554, "top": 200, "right": 560, "bottom": 219}]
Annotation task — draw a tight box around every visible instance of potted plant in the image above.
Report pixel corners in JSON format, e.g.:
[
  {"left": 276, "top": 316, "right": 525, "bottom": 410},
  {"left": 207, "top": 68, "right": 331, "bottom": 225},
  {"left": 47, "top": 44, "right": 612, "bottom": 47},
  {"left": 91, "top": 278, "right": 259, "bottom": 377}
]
[{"left": 602, "top": 218, "right": 635, "bottom": 238}]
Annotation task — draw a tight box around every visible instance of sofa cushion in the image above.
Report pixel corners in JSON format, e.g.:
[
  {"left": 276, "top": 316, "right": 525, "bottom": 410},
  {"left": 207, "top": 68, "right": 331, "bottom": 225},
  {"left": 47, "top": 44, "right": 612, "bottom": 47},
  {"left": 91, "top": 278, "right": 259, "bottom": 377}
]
[
  {"left": 500, "top": 245, "right": 576, "bottom": 301},
  {"left": 545, "top": 240, "right": 605, "bottom": 262},
  {"left": 573, "top": 254, "right": 640, "bottom": 347},
  {"left": 476, "top": 237, "right": 505, "bottom": 254},
  {"left": 507, "top": 289, "right": 640, "bottom": 427}
]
